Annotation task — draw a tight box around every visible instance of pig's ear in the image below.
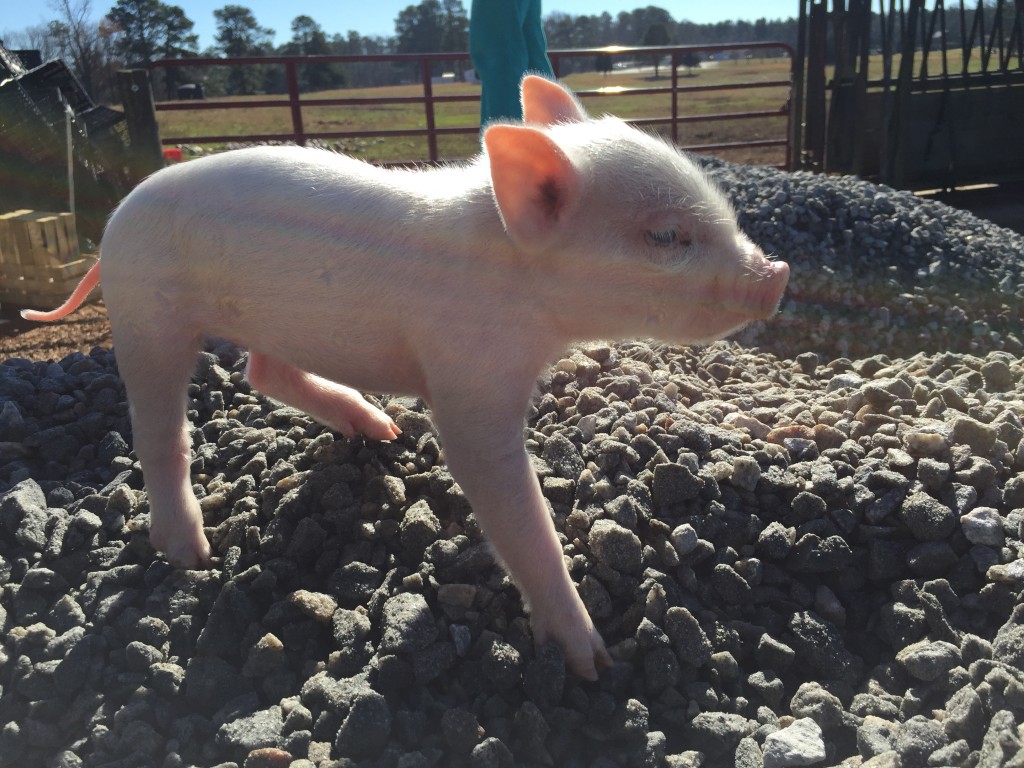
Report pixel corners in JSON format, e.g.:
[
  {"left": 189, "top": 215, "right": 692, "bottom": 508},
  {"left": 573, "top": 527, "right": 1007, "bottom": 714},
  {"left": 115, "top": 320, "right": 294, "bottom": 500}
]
[
  {"left": 521, "top": 75, "right": 587, "bottom": 125},
  {"left": 485, "top": 124, "right": 580, "bottom": 254}
]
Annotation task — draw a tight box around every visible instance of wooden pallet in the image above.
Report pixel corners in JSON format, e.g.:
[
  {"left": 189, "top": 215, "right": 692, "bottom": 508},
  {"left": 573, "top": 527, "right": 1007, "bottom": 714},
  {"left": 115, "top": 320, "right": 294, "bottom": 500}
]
[{"left": 0, "top": 210, "right": 99, "bottom": 309}]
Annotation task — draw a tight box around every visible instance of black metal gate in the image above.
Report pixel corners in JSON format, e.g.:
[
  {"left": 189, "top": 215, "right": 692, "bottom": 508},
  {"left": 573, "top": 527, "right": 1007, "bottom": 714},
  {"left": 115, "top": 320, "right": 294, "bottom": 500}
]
[
  {"left": 792, "top": 0, "right": 1024, "bottom": 189},
  {"left": 0, "top": 42, "right": 131, "bottom": 242}
]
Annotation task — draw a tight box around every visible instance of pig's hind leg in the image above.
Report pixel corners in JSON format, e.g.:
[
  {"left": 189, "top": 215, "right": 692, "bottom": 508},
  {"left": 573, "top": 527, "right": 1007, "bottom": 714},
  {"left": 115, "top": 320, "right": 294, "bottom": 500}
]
[
  {"left": 112, "top": 326, "right": 211, "bottom": 568},
  {"left": 246, "top": 352, "right": 400, "bottom": 441}
]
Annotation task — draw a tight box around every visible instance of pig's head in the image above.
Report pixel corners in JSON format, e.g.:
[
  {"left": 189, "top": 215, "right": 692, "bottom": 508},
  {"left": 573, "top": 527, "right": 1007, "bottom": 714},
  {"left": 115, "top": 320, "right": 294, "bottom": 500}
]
[{"left": 483, "top": 75, "right": 789, "bottom": 345}]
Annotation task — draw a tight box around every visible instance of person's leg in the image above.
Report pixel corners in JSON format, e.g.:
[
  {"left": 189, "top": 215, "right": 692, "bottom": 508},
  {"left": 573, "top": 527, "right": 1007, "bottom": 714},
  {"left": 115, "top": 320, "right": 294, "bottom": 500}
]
[
  {"left": 470, "top": 0, "right": 530, "bottom": 124},
  {"left": 522, "top": 0, "right": 554, "bottom": 77}
]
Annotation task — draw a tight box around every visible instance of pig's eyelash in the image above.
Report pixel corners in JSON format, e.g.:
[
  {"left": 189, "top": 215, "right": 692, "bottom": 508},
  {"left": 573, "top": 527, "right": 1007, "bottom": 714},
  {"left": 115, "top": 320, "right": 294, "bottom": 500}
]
[
  {"left": 646, "top": 228, "right": 677, "bottom": 246},
  {"left": 644, "top": 229, "right": 693, "bottom": 249}
]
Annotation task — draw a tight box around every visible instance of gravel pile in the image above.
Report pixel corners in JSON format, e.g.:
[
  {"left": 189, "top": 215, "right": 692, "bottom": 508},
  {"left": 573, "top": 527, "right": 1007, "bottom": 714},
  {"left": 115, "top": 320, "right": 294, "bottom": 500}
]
[
  {"left": 710, "top": 159, "right": 1024, "bottom": 361},
  {"left": 1, "top": 160, "right": 1023, "bottom": 768}
]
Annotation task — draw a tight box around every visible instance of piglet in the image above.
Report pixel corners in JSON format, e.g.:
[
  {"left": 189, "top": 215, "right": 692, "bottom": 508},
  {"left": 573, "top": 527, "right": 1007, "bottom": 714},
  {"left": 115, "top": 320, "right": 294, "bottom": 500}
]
[{"left": 24, "top": 76, "right": 789, "bottom": 679}]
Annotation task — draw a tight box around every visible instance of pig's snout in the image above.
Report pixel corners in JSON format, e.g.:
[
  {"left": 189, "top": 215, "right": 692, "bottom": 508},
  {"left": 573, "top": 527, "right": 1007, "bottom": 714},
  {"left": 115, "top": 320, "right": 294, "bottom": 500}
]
[
  {"left": 753, "top": 258, "right": 790, "bottom": 318},
  {"left": 716, "top": 253, "right": 790, "bottom": 320}
]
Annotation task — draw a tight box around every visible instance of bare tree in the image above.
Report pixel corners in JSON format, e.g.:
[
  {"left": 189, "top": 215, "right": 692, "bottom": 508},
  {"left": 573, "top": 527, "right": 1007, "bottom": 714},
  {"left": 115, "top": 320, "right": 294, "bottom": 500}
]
[
  {"left": 2, "top": 25, "right": 61, "bottom": 61},
  {"left": 49, "top": 0, "right": 106, "bottom": 99}
]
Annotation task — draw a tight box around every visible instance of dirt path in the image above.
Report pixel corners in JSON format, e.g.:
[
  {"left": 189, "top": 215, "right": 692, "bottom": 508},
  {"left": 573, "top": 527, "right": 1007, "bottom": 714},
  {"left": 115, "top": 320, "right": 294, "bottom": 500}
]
[{"left": 0, "top": 300, "right": 112, "bottom": 363}]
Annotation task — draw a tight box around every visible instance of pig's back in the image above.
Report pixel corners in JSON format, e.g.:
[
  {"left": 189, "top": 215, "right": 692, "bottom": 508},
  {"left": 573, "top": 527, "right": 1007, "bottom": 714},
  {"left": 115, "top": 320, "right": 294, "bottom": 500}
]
[
  {"left": 96, "top": 144, "right": 500, "bottom": 383},
  {"left": 99, "top": 146, "right": 407, "bottom": 281},
  {"left": 113, "top": 145, "right": 392, "bottom": 231}
]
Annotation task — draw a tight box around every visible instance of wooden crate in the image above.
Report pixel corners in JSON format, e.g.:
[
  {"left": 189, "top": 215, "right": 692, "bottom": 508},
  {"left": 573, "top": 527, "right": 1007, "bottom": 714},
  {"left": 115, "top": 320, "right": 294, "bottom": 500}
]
[{"left": 0, "top": 210, "right": 99, "bottom": 309}]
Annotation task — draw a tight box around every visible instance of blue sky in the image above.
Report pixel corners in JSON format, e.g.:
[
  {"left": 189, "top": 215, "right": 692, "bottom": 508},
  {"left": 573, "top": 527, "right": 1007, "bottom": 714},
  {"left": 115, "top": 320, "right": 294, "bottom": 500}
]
[{"left": 4, "top": 1, "right": 799, "bottom": 51}]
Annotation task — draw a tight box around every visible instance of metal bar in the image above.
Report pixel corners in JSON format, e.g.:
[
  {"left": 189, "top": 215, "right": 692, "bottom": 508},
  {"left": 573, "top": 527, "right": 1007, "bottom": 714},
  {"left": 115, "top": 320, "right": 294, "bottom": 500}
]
[
  {"left": 670, "top": 80, "right": 793, "bottom": 94},
  {"left": 642, "top": 109, "right": 789, "bottom": 124},
  {"left": 671, "top": 51, "right": 679, "bottom": 145},
  {"left": 147, "top": 43, "right": 797, "bottom": 167},
  {"left": 805, "top": 0, "right": 829, "bottom": 169},
  {"left": 992, "top": 0, "right": 1008, "bottom": 70},
  {"left": 155, "top": 99, "right": 294, "bottom": 110},
  {"left": 150, "top": 43, "right": 797, "bottom": 71},
  {"left": 159, "top": 132, "right": 306, "bottom": 144},
  {"left": 886, "top": 0, "right": 923, "bottom": 185},
  {"left": 960, "top": 0, "right": 970, "bottom": 82},
  {"left": 983, "top": 0, "right": 999, "bottom": 71},
  {"left": 547, "top": 80, "right": 793, "bottom": 99},
  {"left": 161, "top": 126, "right": 482, "bottom": 145},
  {"left": 162, "top": 114, "right": 795, "bottom": 147},
  {"left": 977, "top": 0, "right": 991, "bottom": 72},
  {"left": 1000, "top": 0, "right": 1017, "bottom": 70},
  {"left": 301, "top": 94, "right": 479, "bottom": 106},
  {"left": 152, "top": 84, "right": 790, "bottom": 114},
  {"left": 864, "top": 68, "right": 1024, "bottom": 87},
  {"left": 939, "top": 0, "right": 949, "bottom": 79},
  {"left": 422, "top": 59, "right": 438, "bottom": 163},
  {"left": 918, "top": 0, "right": 937, "bottom": 83},
  {"left": 880, "top": 0, "right": 894, "bottom": 86},
  {"left": 285, "top": 60, "right": 304, "bottom": 145},
  {"left": 996, "top": 0, "right": 1007, "bottom": 68},
  {"left": 680, "top": 139, "right": 788, "bottom": 152},
  {"left": 1005, "top": 0, "right": 1024, "bottom": 70},
  {"left": 791, "top": 0, "right": 808, "bottom": 169},
  {"left": 154, "top": 94, "right": 481, "bottom": 110}
]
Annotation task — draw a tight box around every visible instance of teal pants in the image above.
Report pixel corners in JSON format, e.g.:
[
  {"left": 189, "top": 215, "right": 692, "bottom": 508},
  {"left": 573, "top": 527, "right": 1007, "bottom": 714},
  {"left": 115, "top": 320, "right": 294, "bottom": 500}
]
[{"left": 469, "top": 0, "right": 554, "bottom": 125}]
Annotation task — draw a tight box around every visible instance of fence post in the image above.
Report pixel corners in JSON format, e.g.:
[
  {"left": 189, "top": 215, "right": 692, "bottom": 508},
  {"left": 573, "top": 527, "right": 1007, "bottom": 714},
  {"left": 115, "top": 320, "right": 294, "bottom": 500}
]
[
  {"left": 285, "top": 60, "right": 306, "bottom": 145},
  {"left": 790, "top": 0, "right": 808, "bottom": 170},
  {"left": 803, "top": 1, "right": 828, "bottom": 171},
  {"left": 671, "top": 51, "right": 679, "bottom": 145},
  {"left": 117, "top": 69, "right": 164, "bottom": 182},
  {"left": 882, "top": 0, "right": 922, "bottom": 188},
  {"left": 422, "top": 59, "right": 438, "bottom": 163}
]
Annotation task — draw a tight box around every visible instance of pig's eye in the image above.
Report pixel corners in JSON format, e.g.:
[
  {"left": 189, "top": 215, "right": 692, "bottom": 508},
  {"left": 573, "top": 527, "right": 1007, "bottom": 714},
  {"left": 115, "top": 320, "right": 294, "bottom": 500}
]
[{"left": 645, "top": 229, "right": 691, "bottom": 248}]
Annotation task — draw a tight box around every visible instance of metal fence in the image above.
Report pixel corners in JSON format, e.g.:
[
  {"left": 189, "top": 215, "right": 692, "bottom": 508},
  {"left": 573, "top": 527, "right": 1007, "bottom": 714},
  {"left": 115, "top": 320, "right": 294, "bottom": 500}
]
[
  {"left": 795, "top": 0, "right": 1024, "bottom": 187},
  {"left": 149, "top": 43, "right": 795, "bottom": 168}
]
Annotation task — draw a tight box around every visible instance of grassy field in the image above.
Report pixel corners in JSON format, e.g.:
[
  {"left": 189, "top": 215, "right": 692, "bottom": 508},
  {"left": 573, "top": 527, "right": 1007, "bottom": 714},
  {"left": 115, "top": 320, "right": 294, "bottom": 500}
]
[{"left": 153, "top": 57, "right": 793, "bottom": 167}]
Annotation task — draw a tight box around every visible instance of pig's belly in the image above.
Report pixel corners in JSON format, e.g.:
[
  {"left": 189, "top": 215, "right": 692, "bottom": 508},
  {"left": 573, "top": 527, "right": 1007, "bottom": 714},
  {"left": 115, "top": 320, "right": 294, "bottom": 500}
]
[
  {"left": 103, "top": 258, "right": 428, "bottom": 399},
  {"left": 201, "top": 291, "right": 428, "bottom": 398}
]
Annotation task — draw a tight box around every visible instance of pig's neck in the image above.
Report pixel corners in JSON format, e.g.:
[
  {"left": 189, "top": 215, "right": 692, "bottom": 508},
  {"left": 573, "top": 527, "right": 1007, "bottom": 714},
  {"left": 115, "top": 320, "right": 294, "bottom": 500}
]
[{"left": 381, "top": 161, "right": 507, "bottom": 241}]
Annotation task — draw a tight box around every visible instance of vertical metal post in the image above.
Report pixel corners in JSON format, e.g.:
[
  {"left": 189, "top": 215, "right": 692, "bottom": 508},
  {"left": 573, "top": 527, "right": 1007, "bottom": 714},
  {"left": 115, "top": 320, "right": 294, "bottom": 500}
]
[
  {"left": 791, "top": 0, "right": 808, "bottom": 170},
  {"left": 784, "top": 51, "right": 794, "bottom": 171},
  {"left": 671, "top": 51, "right": 679, "bottom": 145},
  {"left": 804, "top": 1, "right": 829, "bottom": 170},
  {"left": 286, "top": 61, "right": 305, "bottom": 146},
  {"left": 884, "top": 0, "right": 922, "bottom": 186},
  {"left": 423, "top": 59, "right": 438, "bottom": 163}
]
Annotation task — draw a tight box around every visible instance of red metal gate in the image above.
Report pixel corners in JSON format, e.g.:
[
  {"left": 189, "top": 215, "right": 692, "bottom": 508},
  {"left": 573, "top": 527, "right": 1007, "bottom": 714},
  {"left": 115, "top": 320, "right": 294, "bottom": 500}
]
[{"left": 149, "top": 43, "right": 795, "bottom": 168}]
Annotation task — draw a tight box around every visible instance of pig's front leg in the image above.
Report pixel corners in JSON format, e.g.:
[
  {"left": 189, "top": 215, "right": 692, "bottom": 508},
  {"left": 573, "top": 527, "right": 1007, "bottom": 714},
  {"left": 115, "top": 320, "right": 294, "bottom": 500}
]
[
  {"left": 247, "top": 352, "right": 400, "bottom": 441},
  {"left": 429, "top": 390, "right": 612, "bottom": 680}
]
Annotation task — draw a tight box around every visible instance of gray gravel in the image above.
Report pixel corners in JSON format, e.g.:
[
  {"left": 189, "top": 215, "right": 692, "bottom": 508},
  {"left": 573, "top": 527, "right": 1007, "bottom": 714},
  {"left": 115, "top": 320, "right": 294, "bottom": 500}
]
[{"left": 1, "top": 159, "right": 1023, "bottom": 767}]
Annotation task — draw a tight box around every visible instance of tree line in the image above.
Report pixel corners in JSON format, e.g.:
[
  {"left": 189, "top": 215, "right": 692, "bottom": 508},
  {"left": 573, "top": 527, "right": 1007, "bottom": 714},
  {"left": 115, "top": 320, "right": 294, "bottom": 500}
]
[
  {"left": 15, "top": 0, "right": 1007, "bottom": 103},
  {"left": 4, "top": 0, "right": 804, "bottom": 102}
]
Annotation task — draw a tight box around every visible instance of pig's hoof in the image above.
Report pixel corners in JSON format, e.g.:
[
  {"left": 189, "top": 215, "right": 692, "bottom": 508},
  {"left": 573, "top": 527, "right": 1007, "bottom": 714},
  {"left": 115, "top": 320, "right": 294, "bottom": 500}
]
[
  {"left": 356, "top": 411, "right": 402, "bottom": 442},
  {"left": 532, "top": 614, "right": 612, "bottom": 681},
  {"left": 331, "top": 403, "right": 401, "bottom": 442},
  {"left": 151, "top": 529, "right": 212, "bottom": 570}
]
